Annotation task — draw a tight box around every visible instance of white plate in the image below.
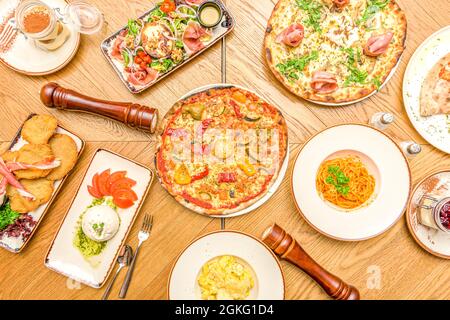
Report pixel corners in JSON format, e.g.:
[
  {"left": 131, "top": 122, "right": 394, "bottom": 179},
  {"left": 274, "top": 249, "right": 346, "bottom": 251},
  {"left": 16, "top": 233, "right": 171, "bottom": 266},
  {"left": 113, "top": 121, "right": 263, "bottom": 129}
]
[
  {"left": 0, "top": 117, "right": 84, "bottom": 253},
  {"left": 157, "top": 83, "right": 289, "bottom": 219},
  {"left": 0, "top": 0, "right": 80, "bottom": 76},
  {"left": 406, "top": 170, "right": 450, "bottom": 259},
  {"left": 291, "top": 124, "right": 411, "bottom": 241},
  {"left": 45, "top": 149, "right": 153, "bottom": 288},
  {"left": 168, "top": 230, "right": 285, "bottom": 300},
  {"left": 403, "top": 26, "right": 450, "bottom": 154}
]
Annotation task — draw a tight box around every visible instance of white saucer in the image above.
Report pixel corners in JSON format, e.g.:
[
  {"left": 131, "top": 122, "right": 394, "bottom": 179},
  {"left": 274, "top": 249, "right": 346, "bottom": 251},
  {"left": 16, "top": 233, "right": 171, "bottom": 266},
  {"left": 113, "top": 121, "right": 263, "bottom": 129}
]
[{"left": 0, "top": 0, "right": 80, "bottom": 75}]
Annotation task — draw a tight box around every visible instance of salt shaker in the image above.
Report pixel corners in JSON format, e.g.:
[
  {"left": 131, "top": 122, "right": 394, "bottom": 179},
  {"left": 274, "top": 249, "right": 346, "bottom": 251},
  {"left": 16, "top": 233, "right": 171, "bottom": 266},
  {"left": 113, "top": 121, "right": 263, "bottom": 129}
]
[
  {"left": 370, "top": 112, "right": 395, "bottom": 131},
  {"left": 400, "top": 141, "right": 422, "bottom": 159}
]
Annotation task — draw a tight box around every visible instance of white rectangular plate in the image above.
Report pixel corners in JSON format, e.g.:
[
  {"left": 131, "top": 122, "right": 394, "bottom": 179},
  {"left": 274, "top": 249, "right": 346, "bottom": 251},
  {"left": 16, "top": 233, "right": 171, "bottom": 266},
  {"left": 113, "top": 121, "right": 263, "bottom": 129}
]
[
  {"left": 45, "top": 149, "right": 153, "bottom": 288},
  {"left": 0, "top": 115, "right": 84, "bottom": 253}
]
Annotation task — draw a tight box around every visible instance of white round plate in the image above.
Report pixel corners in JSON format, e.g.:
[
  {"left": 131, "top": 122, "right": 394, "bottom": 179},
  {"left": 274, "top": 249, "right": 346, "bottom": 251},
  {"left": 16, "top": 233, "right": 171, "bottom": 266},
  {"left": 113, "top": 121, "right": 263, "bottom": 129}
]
[
  {"left": 168, "top": 230, "right": 285, "bottom": 300},
  {"left": 291, "top": 124, "right": 411, "bottom": 241},
  {"left": 403, "top": 26, "right": 450, "bottom": 154},
  {"left": 157, "top": 83, "right": 289, "bottom": 219},
  {"left": 0, "top": 0, "right": 80, "bottom": 76},
  {"left": 406, "top": 169, "right": 450, "bottom": 259}
]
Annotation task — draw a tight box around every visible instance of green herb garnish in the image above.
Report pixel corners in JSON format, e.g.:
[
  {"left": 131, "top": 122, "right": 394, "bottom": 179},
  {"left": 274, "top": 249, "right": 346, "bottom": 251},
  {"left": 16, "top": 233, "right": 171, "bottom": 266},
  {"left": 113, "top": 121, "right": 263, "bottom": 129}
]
[
  {"left": 175, "top": 40, "right": 184, "bottom": 48},
  {"left": 296, "top": 0, "right": 323, "bottom": 32},
  {"left": 344, "top": 65, "right": 368, "bottom": 86},
  {"left": 151, "top": 58, "right": 174, "bottom": 72},
  {"left": 127, "top": 19, "right": 141, "bottom": 37},
  {"left": 0, "top": 203, "right": 20, "bottom": 231},
  {"left": 148, "top": 7, "right": 167, "bottom": 21},
  {"left": 326, "top": 166, "right": 350, "bottom": 196},
  {"left": 358, "top": 0, "right": 390, "bottom": 25},
  {"left": 371, "top": 76, "right": 382, "bottom": 90},
  {"left": 276, "top": 51, "right": 319, "bottom": 80},
  {"left": 121, "top": 50, "right": 130, "bottom": 66}
]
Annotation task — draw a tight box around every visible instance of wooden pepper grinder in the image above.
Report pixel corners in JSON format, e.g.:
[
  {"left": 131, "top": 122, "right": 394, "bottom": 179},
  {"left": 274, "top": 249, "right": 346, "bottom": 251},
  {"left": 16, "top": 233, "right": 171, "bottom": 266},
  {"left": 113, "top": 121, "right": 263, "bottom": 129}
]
[
  {"left": 40, "top": 83, "right": 159, "bottom": 133},
  {"left": 262, "top": 224, "right": 360, "bottom": 300}
]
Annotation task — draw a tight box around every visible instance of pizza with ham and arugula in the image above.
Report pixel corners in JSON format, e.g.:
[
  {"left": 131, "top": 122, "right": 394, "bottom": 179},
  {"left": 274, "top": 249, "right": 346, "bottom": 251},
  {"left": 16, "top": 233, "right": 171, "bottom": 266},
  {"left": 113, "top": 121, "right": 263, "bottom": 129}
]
[
  {"left": 264, "top": 0, "right": 407, "bottom": 104},
  {"left": 156, "top": 87, "right": 288, "bottom": 216}
]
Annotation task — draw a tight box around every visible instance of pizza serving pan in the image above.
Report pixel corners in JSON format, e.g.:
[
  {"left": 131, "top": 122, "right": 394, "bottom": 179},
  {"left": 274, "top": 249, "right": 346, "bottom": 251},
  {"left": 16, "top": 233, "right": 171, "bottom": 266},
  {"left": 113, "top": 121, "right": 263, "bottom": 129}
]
[{"left": 155, "top": 83, "right": 290, "bottom": 218}]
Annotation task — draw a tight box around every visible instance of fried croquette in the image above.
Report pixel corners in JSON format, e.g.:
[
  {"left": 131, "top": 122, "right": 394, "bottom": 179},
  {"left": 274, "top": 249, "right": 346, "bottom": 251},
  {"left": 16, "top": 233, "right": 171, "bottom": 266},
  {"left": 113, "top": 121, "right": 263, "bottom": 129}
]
[
  {"left": 14, "top": 144, "right": 54, "bottom": 179},
  {"left": 22, "top": 114, "right": 58, "bottom": 144},
  {"left": 47, "top": 134, "right": 78, "bottom": 180},
  {"left": 6, "top": 179, "right": 54, "bottom": 214},
  {"left": 1, "top": 150, "right": 18, "bottom": 162}
]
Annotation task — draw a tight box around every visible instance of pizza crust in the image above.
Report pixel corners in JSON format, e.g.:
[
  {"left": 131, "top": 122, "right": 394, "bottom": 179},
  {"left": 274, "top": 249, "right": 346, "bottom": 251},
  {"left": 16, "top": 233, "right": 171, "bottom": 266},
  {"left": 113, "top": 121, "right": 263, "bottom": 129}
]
[{"left": 264, "top": 0, "right": 407, "bottom": 104}]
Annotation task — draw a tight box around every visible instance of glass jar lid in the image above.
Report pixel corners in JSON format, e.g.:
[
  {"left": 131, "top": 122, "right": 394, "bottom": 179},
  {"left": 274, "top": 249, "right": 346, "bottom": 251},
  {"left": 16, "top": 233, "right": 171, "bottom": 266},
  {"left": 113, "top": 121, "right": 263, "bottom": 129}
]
[{"left": 65, "top": 1, "right": 104, "bottom": 35}]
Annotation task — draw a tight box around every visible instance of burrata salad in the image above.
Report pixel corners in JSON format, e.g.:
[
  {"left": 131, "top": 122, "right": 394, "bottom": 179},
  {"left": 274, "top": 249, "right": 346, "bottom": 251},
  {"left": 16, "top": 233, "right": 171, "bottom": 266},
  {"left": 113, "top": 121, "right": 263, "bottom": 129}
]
[{"left": 73, "top": 197, "right": 121, "bottom": 259}]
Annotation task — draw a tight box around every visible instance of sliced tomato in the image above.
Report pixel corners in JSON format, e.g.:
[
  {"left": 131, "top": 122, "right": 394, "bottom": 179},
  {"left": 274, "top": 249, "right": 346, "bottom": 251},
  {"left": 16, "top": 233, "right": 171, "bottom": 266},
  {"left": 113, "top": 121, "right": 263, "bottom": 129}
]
[
  {"left": 110, "top": 177, "right": 137, "bottom": 194},
  {"left": 98, "top": 169, "right": 111, "bottom": 196},
  {"left": 92, "top": 173, "right": 100, "bottom": 192},
  {"left": 107, "top": 171, "right": 127, "bottom": 193},
  {"left": 88, "top": 185, "right": 102, "bottom": 199},
  {"left": 112, "top": 189, "right": 138, "bottom": 209}
]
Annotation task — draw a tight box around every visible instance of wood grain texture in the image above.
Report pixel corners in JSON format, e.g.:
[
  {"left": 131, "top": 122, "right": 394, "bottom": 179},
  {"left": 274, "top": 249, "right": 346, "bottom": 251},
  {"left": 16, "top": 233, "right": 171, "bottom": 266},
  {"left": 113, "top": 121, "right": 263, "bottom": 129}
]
[{"left": 0, "top": 0, "right": 449, "bottom": 300}]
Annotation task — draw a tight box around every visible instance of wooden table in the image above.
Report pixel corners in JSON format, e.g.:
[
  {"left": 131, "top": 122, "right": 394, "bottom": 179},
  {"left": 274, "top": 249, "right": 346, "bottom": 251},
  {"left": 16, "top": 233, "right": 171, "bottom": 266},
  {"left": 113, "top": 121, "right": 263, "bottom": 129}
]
[{"left": 0, "top": 0, "right": 449, "bottom": 300}]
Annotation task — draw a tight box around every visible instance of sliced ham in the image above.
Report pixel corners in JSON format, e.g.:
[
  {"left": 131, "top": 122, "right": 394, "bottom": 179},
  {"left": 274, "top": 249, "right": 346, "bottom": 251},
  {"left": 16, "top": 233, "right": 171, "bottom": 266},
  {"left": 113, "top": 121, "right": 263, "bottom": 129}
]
[
  {"left": 182, "top": 21, "right": 211, "bottom": 55},
  {"left": 364, "top": 32, "right": 394, "bottom": 57},
  {"left": 311, "top": 71, "right": 338, "bottom": 94},
  {"left": 128, "top": 67, "right": 159, "bottom": 86},
  {"left": 0, "top": 177, "right": 7, "bottom": 195},
  {"left": 6, "top": 157, "right": 61, "bottom": 171},
  {"left": 0, "top": 158, "right": 34, "bottom": 199},
  {"left": 111, "top": 31, "right": 127, "bottom": 61},
  {"left": 333, "top": 0, "right": 349, "bottom": 8},
  {"left": 275, "top": 24, "right": 304, "bottom": 47}
]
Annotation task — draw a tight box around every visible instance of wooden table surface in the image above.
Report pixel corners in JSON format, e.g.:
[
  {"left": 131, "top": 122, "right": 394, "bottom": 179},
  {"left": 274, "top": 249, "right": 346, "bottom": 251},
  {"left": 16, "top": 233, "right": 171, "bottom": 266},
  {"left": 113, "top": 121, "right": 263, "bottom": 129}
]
[{"left": 0, "top": 0, "right": 449, "bottom": 300}]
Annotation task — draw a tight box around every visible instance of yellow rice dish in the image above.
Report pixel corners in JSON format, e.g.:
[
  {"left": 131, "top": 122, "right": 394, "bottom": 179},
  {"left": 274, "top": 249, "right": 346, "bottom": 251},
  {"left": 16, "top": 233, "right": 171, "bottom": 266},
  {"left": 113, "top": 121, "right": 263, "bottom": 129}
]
[{"left": 197, "top": 255, "right": 254, "bottom": 300}]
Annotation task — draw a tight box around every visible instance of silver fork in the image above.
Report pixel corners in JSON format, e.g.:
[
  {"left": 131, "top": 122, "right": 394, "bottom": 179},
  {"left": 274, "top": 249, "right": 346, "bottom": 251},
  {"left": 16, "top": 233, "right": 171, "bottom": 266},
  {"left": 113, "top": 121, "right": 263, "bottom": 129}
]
[
  {"left": 0, "top": 19, "right": 17, "bottom": 50},
  {"left": 118, "top": 214, "right": 153, "bottom": 299}
]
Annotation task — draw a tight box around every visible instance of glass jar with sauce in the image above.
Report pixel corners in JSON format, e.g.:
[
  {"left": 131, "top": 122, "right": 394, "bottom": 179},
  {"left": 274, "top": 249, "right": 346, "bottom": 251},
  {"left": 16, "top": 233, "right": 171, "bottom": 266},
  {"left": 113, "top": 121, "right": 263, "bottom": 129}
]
[
  {"left": 418, "top": 195, "right": 450, "bottom": 233},
  {"left": 197, "top": 1, "right": 223, "bottom": 28},
  {"left": 15, "top": 0, "right": 104, "bottom": 51}
]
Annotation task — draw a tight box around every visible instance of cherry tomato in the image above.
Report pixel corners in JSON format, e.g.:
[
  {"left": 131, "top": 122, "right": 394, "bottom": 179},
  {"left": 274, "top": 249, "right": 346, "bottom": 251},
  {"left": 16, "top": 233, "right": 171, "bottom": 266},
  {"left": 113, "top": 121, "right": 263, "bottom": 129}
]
[
  {"left": 160, "top": 0, "right": 176, "bottom": 13},
  {"left": 112, "top": 189, "right": 138, "bottom": 209},
  {"left": 143, "top": 55, "right": 152, "bottom": 63},
  {"left": 107, "top": 171, "right": 127, "bottom": 193},
  {"left": 97, "top": 169, "right": 111, "bottom": 196},
  {"left": 140, "top": 62, "right": 148, "bottom": 69},
  {"left": 138, "top": 50, "right": 147, "bottom": 58},
  {"left": 88, "top": 185, "right": 102, "bottom": 199},
  {"left": 110, "top": 177, "right": 137, "bottom": 194},
  {"left": 134, "top": 56, "right": 143, "bottom": 64}
]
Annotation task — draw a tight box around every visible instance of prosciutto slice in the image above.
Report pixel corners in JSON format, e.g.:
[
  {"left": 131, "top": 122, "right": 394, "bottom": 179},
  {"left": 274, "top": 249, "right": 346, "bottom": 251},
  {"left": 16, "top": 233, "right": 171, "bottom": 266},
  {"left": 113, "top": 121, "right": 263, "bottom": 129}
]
[
  {"left": 276, "top": 24, "right": 304, "bottom": 47},
  {"left": 310, "top": 71, "right": 338, "bottom": 94},
  {"left": 111, "top": 30, "right": 127, "bottom": 61},
  {"left": 182, "top": 21, "right": 211, "bottom": 55},
  {"left": 0, "top": 158, "right": 34, "bottom": 199},
  {"left": 128, "top": 67, "right": 159, "bottom": 86},
  {"left": 364, "top": 32, "right": 394, "bottom": 57},
  {"left": 6, "top": 157, "right": 61, "bottom": 171}
]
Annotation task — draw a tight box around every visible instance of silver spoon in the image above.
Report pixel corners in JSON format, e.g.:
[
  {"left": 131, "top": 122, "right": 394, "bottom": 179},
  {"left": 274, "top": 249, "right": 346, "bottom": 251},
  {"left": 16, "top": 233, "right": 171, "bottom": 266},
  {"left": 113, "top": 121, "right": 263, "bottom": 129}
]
[{"left": 102, "top": 245, "right": 133, "bottom": 300}]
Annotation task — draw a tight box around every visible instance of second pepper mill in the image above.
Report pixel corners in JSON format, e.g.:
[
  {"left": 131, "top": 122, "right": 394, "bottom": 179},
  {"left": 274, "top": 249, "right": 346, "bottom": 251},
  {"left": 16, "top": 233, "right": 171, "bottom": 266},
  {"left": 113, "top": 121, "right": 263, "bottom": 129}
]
[
  {"left": 262, "top": 223, "right": 360, "bottom": 300},
  {"left": 40, "top": 82, "right": 159, "bottom": 133}
]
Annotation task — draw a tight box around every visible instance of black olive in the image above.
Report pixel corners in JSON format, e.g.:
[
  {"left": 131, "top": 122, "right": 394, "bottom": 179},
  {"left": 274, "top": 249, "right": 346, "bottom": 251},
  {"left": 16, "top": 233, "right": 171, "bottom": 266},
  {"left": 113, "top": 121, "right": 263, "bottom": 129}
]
[{"left": 229, "top": 189, "right": 235, "bottom": 198}]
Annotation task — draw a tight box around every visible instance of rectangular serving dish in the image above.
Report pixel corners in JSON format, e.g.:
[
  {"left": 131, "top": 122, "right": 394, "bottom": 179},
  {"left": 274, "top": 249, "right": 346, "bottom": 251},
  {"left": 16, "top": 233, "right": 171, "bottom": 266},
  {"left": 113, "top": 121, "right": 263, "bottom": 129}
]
[
  {"left": 0, "top": 114, "right": 85, "bottom": 253},
  {"left": 100, "top": 0, "right": 235, "bottom": 94},
  {"left": 45, "top": 149, "right": 154, "bottom": 288}
]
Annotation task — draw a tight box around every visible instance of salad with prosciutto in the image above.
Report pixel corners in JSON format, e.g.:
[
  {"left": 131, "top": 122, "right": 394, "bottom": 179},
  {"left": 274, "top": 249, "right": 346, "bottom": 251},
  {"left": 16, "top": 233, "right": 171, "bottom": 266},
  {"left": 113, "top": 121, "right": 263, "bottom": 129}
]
[{"left": 108, "top": 0, "right": 214, "bottom": 90}]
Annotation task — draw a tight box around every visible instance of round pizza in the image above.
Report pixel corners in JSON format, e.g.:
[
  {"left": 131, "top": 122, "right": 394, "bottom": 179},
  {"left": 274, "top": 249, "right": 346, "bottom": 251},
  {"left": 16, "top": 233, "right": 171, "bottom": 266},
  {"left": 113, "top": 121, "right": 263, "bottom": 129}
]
[
  {"left": 156, "top": 86, "right": 288, "bottom": 215},
  {"left": 264, "top": 0, "right": 407, "bottom": 104}
]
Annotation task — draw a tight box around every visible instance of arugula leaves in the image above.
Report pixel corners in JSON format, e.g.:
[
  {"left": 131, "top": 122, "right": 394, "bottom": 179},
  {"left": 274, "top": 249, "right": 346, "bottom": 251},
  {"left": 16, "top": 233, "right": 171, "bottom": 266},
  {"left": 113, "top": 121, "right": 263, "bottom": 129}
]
[
  {"left": 344, "top": 65, "right": 368, "bottom": 87},
  {"left": 342, "top": 47, "right": 381, "bottom": 88},
  {"left": 0, "top": 203, "right": 20, "bottom": 231},
  {"left": 296, "top": 0, "right": 323, "bottom": 32},
  {"left": 276, "top": 51, "right": 319, "bottom": 80},
  {"left": 326, "top": 166, "right": 350, "bottom": 196},
  {"left": 358, "top": 0, "right": 390, "bottom": 25}
]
